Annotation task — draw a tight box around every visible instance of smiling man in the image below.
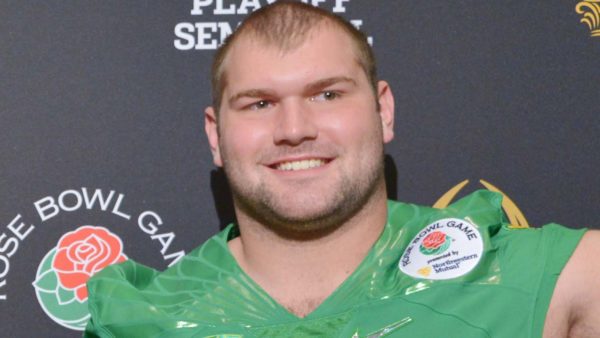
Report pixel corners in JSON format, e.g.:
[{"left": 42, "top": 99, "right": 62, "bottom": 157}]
[
  {"left": 203, "top": 4, "right": 394, "bottom": 319},
  {"left": 85, "top": 2, "right": 600, "bottom": 337}
]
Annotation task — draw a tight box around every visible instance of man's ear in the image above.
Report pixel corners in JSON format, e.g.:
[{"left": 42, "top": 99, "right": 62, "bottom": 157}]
[
  {"left": 377, "top": 81, "right": 395, "bottom": 143},
  {"left": 204, "top": 106, "right": 223, "bottom": 167}
]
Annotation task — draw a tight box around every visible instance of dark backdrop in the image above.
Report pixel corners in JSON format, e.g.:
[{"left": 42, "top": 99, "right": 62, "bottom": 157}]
[{"left": 1, "top": 1, "right": 599, "bottom": 336}]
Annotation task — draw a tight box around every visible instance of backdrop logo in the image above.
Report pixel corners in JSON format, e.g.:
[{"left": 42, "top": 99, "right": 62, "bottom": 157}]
[
  {"left": 0, "top": 187, "right": 186, "bottom": 333},
  {"left": 576, "top": 0, "right": 600, "bottom": 37},
  {"left": 174, "top": 0, "right": 372, "bottom": 50},
  {"left": 33, "top": 226, "right": 127, "bottom": 331},
  {"left": 433, "top": 179, "right": 530, "bottom": 228}
]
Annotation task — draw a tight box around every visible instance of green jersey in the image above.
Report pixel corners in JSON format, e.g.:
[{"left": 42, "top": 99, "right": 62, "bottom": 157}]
[{"left": 84, "top": 191, "right": 585, "bottom": 337}]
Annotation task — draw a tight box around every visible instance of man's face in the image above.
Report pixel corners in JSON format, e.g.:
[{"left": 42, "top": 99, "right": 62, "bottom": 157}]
[{"left": 205, "top": 24, "right": 394, "bottom": 234}]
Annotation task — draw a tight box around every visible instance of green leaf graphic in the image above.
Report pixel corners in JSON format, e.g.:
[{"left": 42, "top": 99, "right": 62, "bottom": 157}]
[
  {"left": 57, "top": 285, "right": 76, "bottom": 305},
  {"left": 34, "top": 247, "right": 91, "bottom": 331},
  {"left": 33, "top": 269, "right": 58, "bottom": 293},
  {"left": 60, "top": 316, "right": 90, "bottom": 331}
]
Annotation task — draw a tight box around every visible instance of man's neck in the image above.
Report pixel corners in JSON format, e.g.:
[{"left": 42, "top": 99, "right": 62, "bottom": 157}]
[{"left": 228, "top": 189, "right": 388, "bottom": 317}]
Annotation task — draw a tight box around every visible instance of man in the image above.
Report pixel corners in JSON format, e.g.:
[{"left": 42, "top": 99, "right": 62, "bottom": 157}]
[{"left": 85, "top": 2, "right": 600, "bottom": 337}]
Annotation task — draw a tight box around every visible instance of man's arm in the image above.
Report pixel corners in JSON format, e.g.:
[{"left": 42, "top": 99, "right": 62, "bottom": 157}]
[{"left": 545, "top": 230, "right": 600, "bottom": 338}]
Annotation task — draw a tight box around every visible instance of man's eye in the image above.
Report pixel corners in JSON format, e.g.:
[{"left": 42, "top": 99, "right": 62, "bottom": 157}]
[
  {"left": 249, "top": 100, "right": 272, "bottom": 110},
  {"left": 311, "top": 91, "right": 340, "bottom": 102}
]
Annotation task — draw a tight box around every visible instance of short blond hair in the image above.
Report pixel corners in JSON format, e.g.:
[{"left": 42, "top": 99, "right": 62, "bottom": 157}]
[{"left": 210, "top": 0, "right": 378, "bottom": 113}]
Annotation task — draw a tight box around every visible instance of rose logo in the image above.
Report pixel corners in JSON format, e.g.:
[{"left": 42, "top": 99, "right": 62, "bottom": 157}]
[
  {"left": 53, "top": 226, "right": 127, "bottom": 301},
  {"left": 33, "top": 226, "right": 127, "bottom": 331},
  {"left": 419, "top": 231, "right": 452, "bottom": 255}
]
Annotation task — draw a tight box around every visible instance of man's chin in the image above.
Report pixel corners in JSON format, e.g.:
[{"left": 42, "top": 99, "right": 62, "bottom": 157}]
[
  {"left": 230, "top": 164, "right": 385, "bottom": 238},
  {"left": 249, "top": 202, "right": 353, "bottom": 238}
]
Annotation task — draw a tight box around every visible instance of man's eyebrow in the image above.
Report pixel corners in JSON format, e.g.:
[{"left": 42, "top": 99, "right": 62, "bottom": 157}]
[
  {"left": 228, "top": 89, "right": 276, "bottom": 106},
  {"left": 304, "top": 76, "right": 356, "bottom": 93},
  {"left": 227, "top": 77, "right": 356, "bottom": 105}
]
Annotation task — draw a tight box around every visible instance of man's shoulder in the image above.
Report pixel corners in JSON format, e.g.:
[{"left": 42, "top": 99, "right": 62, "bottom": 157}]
[
  {"left": 84, "top": 224, "right": 265, "bottom": 336},
  {"left": 386, "top": 190, "right": 506, "bottom": 233},
  {"left": 170, "top": 223, "right": 237, "bottom": 272},
  {"left": 386, "top": 190, "right": 586, "bottom": 286},
  {"left": 384, "top": 190, "right": 587, "bottom": 337},
  {"left": 89, "top": 223, "right": 238, "bottom": 292},
  {"left": 387, "top": 190, "right": 584, "bottom": 240}
]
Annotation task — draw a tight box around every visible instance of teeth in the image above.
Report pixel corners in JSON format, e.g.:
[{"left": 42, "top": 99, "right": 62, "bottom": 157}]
[{"left": 276, "top": 159, "right": 325, "bottom": 171}]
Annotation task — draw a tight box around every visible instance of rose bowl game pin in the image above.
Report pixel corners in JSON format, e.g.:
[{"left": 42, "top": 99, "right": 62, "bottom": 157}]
[{"left": 399, "top": 218, "right": 483, "bottom": 280}]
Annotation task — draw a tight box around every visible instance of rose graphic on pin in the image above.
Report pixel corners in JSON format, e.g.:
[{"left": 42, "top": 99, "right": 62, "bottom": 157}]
[{"left": 419, "top": 231, "right": 452, "bottom": 255}]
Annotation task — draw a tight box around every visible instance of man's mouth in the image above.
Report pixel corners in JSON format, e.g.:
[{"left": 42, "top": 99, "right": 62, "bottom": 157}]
[{"left": 274, "top": 159, "right": 327, "bottom": 171}]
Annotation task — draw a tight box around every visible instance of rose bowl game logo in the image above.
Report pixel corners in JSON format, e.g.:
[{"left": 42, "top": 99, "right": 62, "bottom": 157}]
[
  {"left": 419, "top": 231, "right": 452, "bottom": 255},
  {"left": 400, "top": 218, "right": 484, "bottom": 280},
  {"left": 32, "top": 226, "right": 127, "bottom": 331}
]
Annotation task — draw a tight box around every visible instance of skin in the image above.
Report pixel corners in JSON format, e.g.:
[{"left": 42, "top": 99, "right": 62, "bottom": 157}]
[
  {"left": 544, "top": 231, "right": 600, "bottom": 338},
  {"left": 205, "top": 21, "right": 600, "bottom": 336}
]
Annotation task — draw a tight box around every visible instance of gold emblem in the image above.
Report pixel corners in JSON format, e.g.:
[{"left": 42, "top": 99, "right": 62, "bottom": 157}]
[
  {"left": 576, "top": 0, "right": 600, "bottom": 37},
  {"left": 433, "top": 179, "right": 530, "bottom": 228},
  {"left": 417, "top": 266, "right": 432, "bottom": 277}
]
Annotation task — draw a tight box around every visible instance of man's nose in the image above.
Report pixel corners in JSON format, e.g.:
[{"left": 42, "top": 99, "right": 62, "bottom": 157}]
[{"left": 272, "top": 100, "right": 318, "bottom": 145}]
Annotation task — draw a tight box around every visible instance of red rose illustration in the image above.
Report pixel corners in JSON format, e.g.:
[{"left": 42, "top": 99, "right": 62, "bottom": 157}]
[
  {"left": 423, "top": 231, "right": 447, "bottom": 249},
  {"left": 52, "top": 226, "right": 126, "bottom": 301}
]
